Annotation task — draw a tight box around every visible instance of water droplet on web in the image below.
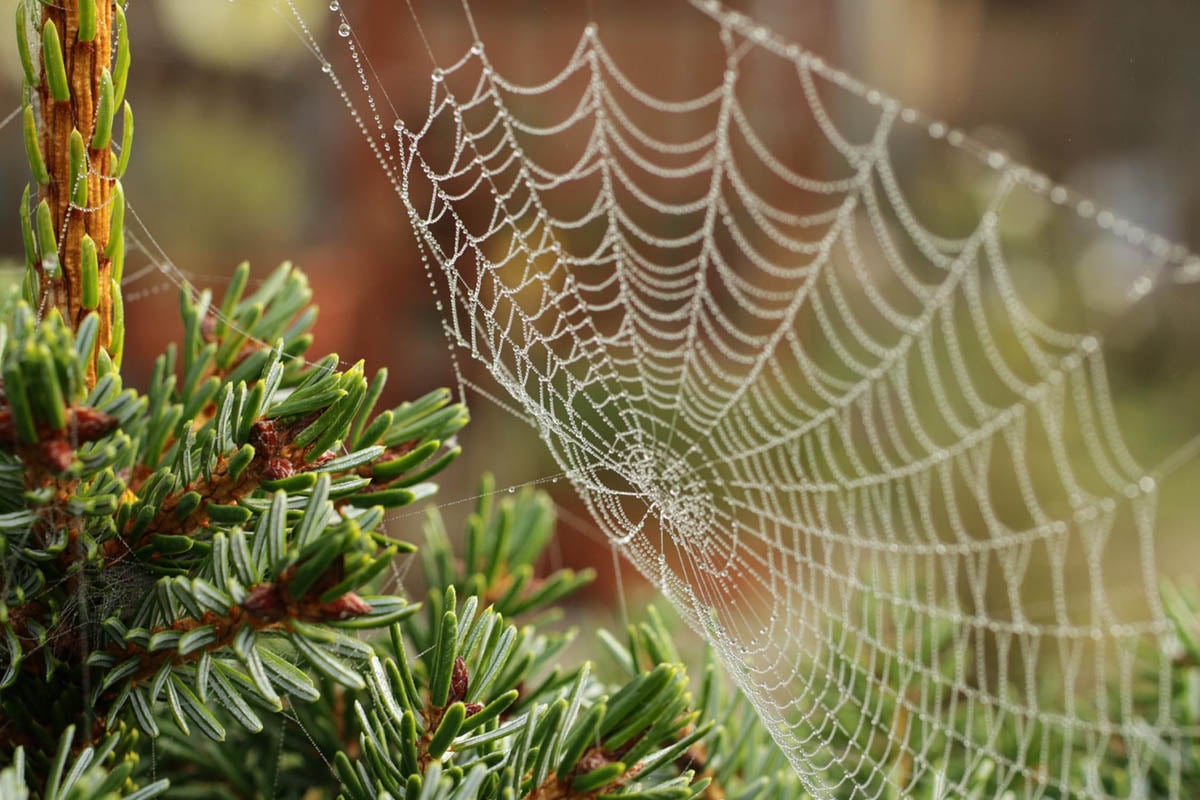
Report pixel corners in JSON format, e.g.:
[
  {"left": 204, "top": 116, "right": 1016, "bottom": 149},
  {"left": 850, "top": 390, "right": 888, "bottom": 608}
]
[
  {"left": 321, "top": 62, "right": 332, "bottom": 74},
  {"left": 328, "top": 0, "right": 339, "bottom": 10},
  {"left": 338, "top": 22, "right": 351, "bottom": 37},
  {"left": 393, "top": 119, "right": 404, "bottom": 132},
  {"left": 507, "top": 486, "right": 515, "bottom": 493},
  {"left": 1128, "top": 275, "right": 1153, "bottom": 300}
]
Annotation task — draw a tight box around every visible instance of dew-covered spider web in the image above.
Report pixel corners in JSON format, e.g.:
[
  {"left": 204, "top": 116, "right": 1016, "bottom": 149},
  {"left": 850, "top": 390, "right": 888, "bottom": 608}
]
[{"left": 271, "top": 1, "right": 1200, "bottom": 796}]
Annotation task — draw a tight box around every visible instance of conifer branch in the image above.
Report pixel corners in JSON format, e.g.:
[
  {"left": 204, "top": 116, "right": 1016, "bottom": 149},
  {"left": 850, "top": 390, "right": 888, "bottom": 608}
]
[{"left": 21, "top": 0, "right": 128, "bottom": 378}]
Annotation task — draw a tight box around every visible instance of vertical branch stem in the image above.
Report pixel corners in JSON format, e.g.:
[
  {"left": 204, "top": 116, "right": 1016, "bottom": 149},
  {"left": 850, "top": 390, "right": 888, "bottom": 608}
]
[{"left": 35, "top": 1, "right": 118, "bottom": 380}]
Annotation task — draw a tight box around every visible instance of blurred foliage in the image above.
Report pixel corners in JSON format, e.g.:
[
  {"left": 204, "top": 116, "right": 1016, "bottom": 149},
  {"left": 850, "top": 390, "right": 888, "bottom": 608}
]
[{"left": 156, "top": 0, "right": 328, "bottom": 74}]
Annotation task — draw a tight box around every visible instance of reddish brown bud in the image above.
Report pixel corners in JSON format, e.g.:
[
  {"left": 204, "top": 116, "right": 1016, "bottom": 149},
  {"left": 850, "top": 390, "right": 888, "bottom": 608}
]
[
  {"left": 308, "top": 451, "right": 336, "bottom": 469},
  {"left": 263, "top": 457, "right": 293, "bottom": 481},
  {"left": 319, "top": 592, "right": 373, "bottom": 620},
  {"left": 306, "top": 555, "right": 345, "bottom": 597},
  {"left": 578, "top": 750, "right": 610, "bottom": 773},
  {"left": 249, "top": 419, "right": 278, "bottom": 453},
  {"left": 241, "top": 582, "right": 286, "bottom": 621},
  {"left": 72, "top": 407, "right": 119, "bottom": 442},
  {"left": 464, "top": 702, "right": 484, "bottom": 717},
  {"left": 200, "top": 313, "right": 218, "bottom": 343},
  {"left": 38, "top": 438, "right": 75, "bottom": 473},
  {"left": 450, "top": 656, "right": 470, "bottom": 703},
  {"left": 0, "top": 411, "right": 15, "bottom": 445}
]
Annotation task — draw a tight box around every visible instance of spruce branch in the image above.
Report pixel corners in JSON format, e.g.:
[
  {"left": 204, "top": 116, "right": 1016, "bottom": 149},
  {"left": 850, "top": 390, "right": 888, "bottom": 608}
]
[
  {"left": 19, "top": 0, "right": 129, "bottom": 375},
  {"left": 0, "top": 258, "right": 467, "bottom": 782},
  {"left": 330, "top": 493, "right": 721, "bottom": 800}
]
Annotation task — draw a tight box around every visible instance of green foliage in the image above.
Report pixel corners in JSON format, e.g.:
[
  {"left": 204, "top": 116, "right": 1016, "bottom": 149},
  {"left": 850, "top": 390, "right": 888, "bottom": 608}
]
[
  {"left": 133, "top": 484, "right": 804, "bottom": 799},
  {"left": 0, "top": 263, "right": 466, "bottom": 792},
  {"left": 332, "top": 491, "right": 800, "bottom": 800},
  {"left": 1, "top": 725, "right": 166, "bottom": 800}
]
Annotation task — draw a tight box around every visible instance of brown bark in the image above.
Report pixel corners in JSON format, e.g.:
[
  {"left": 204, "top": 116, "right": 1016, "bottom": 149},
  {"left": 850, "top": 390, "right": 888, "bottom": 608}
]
[{"left": 38, "top": 1, "right": 115, "bottom": 366}]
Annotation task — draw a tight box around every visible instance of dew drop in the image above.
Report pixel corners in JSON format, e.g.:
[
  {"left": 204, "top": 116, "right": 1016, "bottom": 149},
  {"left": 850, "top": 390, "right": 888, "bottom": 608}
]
[
  {"left": 328, "top": 0, "right": 339, "bottom": 10},
  {"left": 1129, "top": 275, "right": 1154, "bottom": 299},
  {"left": 337, "top": 22, "right": 351, "bottom": 37}
]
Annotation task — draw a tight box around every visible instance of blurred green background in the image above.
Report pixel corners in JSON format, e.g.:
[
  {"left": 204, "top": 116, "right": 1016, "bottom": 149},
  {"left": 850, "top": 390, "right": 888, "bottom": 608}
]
[{"left": 0, "top": 0, "right": 1197, "bottom": 617}]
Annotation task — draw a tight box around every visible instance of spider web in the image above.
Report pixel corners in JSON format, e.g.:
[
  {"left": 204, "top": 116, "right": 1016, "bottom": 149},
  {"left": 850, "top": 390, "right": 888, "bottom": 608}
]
[{"left": 279, "top": 1, "right": 1200, "bottom": 796}]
